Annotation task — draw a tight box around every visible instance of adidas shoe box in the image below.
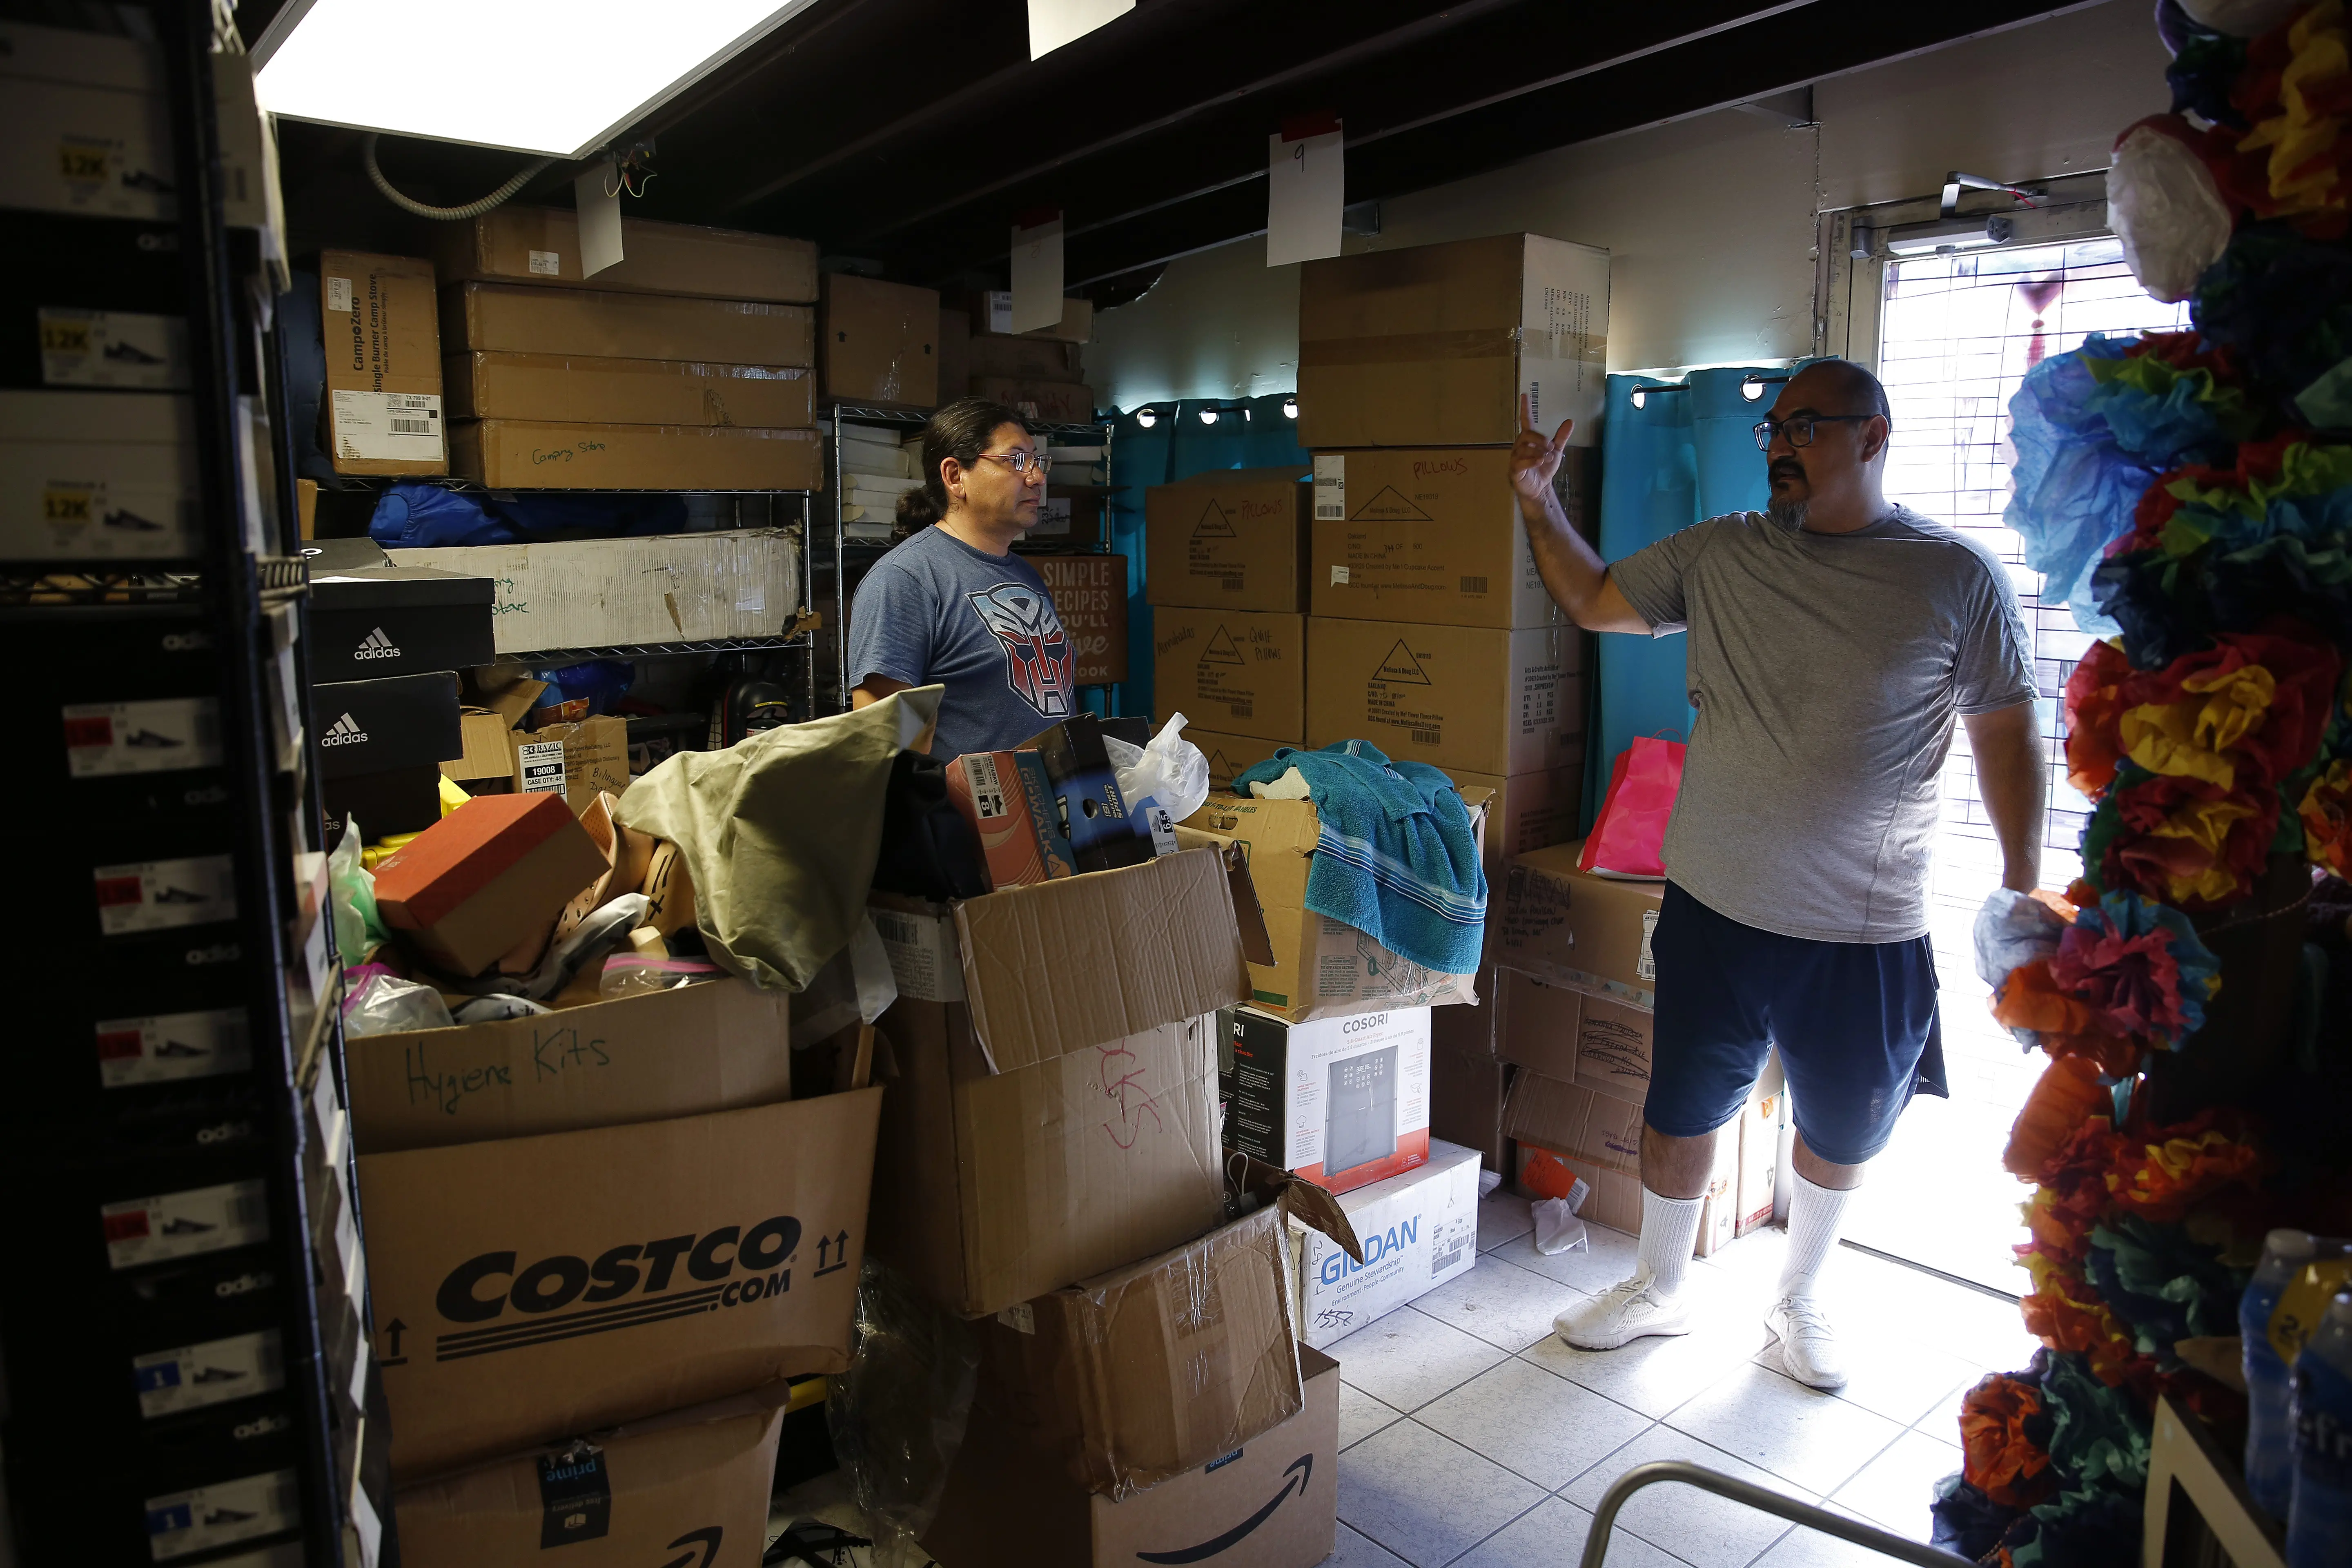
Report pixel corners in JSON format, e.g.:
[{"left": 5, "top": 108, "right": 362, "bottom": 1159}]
[
  {"left": 0, "top": 387, "right": 200, "bottom": 560},
  {"left": 1219, "top": 1004, "right": 1431, "bottom": 1195},
  {"left": 310, "top": 564, "right": 496, "bottom": 685},
  {"left": 312, "top": 670, "right": 464, "bottom": 842},
  {"left": 0, "top": 212, "right": 190, "bottom": 391}
]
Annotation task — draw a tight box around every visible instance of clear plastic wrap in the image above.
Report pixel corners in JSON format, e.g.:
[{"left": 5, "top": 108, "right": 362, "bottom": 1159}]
[
  {"left": 598, "top": 955, "right": 722, "bottom": 998},
  {"left": 343, "top": 969, "right": 454, "bottom": 1036},
  {"left": 2109, "top": 118, "right": 2234, "bottom": 305},
  {"left": 1105, "top": 711, "right": 1211, "bottom": 829},
  {"left": 824, "top": 1260, "right": 978, "bottom": 1568},
  {"left": 1533, "top": 1194, "right": 1590, "bottom": 1256},
  {"left": 327, "top": 817, "right": 387, "bottom": 964}
]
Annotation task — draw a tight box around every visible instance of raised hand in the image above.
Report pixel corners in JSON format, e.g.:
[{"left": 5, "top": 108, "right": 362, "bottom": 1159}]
[{"left": 1508, "top": 392, "right": 1575, "bottom": 503}]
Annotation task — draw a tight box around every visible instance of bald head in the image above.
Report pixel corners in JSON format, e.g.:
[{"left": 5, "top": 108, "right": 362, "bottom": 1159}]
[
  {"left": 1762, "top": 359, "right": 1893, "bottom": 534},
  {"left": 1784, "top": 360, "right": 1890, "bottom": 422}
]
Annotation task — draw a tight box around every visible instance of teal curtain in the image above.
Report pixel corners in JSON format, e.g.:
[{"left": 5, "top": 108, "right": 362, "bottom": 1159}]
[{"left": 1585, "top": 363, "right": 1810, "bottom": 829}]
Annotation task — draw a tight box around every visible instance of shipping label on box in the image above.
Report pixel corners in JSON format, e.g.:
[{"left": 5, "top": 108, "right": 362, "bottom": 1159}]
[
  {"left": 1145, "top": 469, "right": 1309, "bottom": 613},
  {"left": 512, "top": 714, "right": 628, "bottom": 814},
  {"left": 1152, "top": 608, "right": 1305, "bottom": 742},
  {"left": 1291, "top": 1141, "right": 1480, "bottom": 1347},
  {"left": 1220, "top": 1004, "right": 1430, "bottom": 1193},
  {"left": 1033, "top": 554, "right": 1128, "bottom": 685},
  {"left": 1305, "top": 618, "right": 1583, "bottom": 777},
  {"left": 1309, "top": 450, "right": 1561, "bottom": 630},
  {"left": 1495, "top": 842, "right": 1662, "bottom": 1010}
]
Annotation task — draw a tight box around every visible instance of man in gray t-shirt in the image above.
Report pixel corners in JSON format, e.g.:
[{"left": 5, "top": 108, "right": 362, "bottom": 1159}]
[{"left": 1512, "top": 361, "right": 2044, "bottom": 1390}]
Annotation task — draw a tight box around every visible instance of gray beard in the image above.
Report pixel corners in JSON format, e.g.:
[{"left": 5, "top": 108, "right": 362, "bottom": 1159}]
[{"left": 1765, "top": 496, "right": 1808, "bottom": 533}]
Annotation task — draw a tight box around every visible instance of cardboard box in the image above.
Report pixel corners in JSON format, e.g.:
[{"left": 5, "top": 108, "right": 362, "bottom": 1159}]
[
  {"left": 449, "top": 419, "right": 822, "bottom": 492},
  {"left": 972, "top": 376, "right": 1096, "bottom": 425},
  {"left": 944, "top": 749, "right": 1074, "bottom": 890},
  {"left": 969, "top": 333, "right": 1086, "bottom": 383},
  {"left": 1189, "top": 730, "right": 1296, "bottom": 793},
  {"left": 513, "top": 714, "right": 630, "bottom": 815},
  {"left": 971, "top": 292, "right": 1095, "bottom": 343},
  {"left": 927, "top": 1343, "right": 1338, "bottom": 1568},
  {"left": 1430, "top": 971, "right": 1497, "bottom": 1058},
  {"left": 938, "top": 307, "right": 971, "bottom": 398},
  {"left": 1496, "top": 969, "right": 1581, "bottom": 1081},
  {"left": 1505, "top": 1070, "right": 1646, "bottom": 1232},
  {"left": 1032, "top": 714, "right": 1153, "bottom": 874},
  {"left": 864, "top": 845, "right": 1257, "bottom": 1315},
  {"left": 360, "top": 1088, "right": 880, "bottom": 1480},
  {"left": 1152, "top": 608, "right": 1305, "bottom": 743},
  {"left": 1429, "top": 1048, "right": 1509, "bottom": 1173},
  {"left": 309, "top": 565, "right": 496, "bottom": 685},
  {"left": 1290, "top": 1140, "right": 1481, "bottom": 1348},
  {"left": 345, "top": 976, "right": 788, "bottom": 1154},
  {"left": 441, "top": 710, "right": 516, "bottom": 784},
  {"left": 443, "top": 351, "right": 815, "bottom": 429},
  {"left": 321, "top": 252, "right": 447, "bottom": 477},
  {"left": 1305, "top": 618, "right": 1583, "bottom": 777},
  {"left": 1220, "top": 1004, "right": 1431, "bottom": 1194},
  {"left": 1736, "top": 1055, "right": 1788, "bottom": 1241},
  {"left": 1309, "top": 448, "right": 1569, "bottom": 629},
  {"left": 1145, "top": 469, "right": 1311, "bottom": 614},
  {"left": 820, "top": 274, "right": 940, "bottom": 406},
  {"left": 311, "top": 672, "right": 463, "bottom": 783},
  {"left": 433, "top": 208, "right": 819, "bottom": 303},
  {"left": 1184, "top": 792, "right": 1486, "bottom": 1022},
  {"left": 981, "top": 1203, "right": 1299, "bottom": 1499},
  {"left": 392, "top": 1382, "right": 793, "bottom": 1568},
  {"left": 1033, "top": 554, "right": 1128, "bottom": 685},
  {"left": 1574, "top": 994, "right": 1655, "bottom": 1102},
  {"left": 1494, "top": 842, "right": 1664, "bottom": 1011},
  {"left": 0, "top": 388, "right": 197, "bottom": 560},
  {"left": 1440, "top": 765, "right": 1582, "bottom": 893},
  {"left": 1296, "top": 234, "right": 1609, "bottom": 449},
  {"left": 1693, "top": 1117, "right": 1744, "bottom": 1258},
  {"left": 440, "top": 283, "right": 814, "bottom": 367},
  {"left": 374, "top": 793, "right": 608, "bottom": 976},
  {"left": 390, "top": 531, "right": 802, "bottom": 657}
]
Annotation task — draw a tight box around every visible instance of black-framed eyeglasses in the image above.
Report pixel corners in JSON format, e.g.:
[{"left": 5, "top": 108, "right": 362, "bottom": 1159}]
[
  {"left": 1753, "top": 414, "right": 1874, "bottom": 452},
  {"left": 973, "top": 450, "right": 1053, "bottom": 478}
]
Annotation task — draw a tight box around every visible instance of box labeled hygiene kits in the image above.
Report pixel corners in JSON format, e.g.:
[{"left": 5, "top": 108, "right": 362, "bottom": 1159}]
[{"left": 1219, "top": 1005, "right": 1432, "bottom": 1194}]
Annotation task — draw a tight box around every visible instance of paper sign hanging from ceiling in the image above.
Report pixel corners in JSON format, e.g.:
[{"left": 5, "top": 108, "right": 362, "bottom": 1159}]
[
  {"left": 1267, "top": 114, "right": 1343, "bottom": 268},
  {"left": 1009, "top": 211, "right": 1066, "bottom": 335},
  {"left": 573, "top": 160, "right": 624, "bottom": 278},
  {"left": 1027, "top": 0, "right": 1134, "bottom": 59}
]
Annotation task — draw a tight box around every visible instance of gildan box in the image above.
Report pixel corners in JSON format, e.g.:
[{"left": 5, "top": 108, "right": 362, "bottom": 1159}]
[
  {"left": 441, "top": 282, "right": 814, "bottom": 366},
  {"left": 1145, "top": 469, "right": 1311, "bottom": 614},
  {"left": 971, "top": 291, "right": 1095, "bottom": 343},
  {"left": 969, "top": 333, "right": 1085, "bottom": 383},
  {"left": 820, "top": 274, "right": 940, "bottom": 406},
  {"left": 1032, "top": 554, "right": 1129, "bottom": 685},
  {"left": 512, "top": 714, "right": 630, "bottom": 815},
  {"left": 1220, "top": 1004, "right": 1431, "bottom": 1194},
  {"left": 944, "top": 749, "right": 1075, "bottom": 890},
  {"left": 1429, "top": 1047, "right": 1509, "bottom": 1172},
  {"left": 1296, "top": 233, "right": 1609, "bottom": 449},
  {"left": 359, "top": 1088, "right": 880, "bottom": 1481},
  {"left": 433, "top": 208, "right": 819, "bottom": 303},
  {"left": 1309, "top": 448, "right": 1572, "bottom": 629},
  {"left": 1189, "top": 730, "right": 1296, "bottom": 793},
  {"left": 393, "top": 1382, "right": 793, "bottom": 1568},
  {"left": 450, "top": 419, "right": 822, "bottom": 491},
  {"left": 1152, "top": 608, "right": 1305, "bottom": 743},
  {"left": 971, "top": 375, "right": 1096, "bottom": 425},
  {"left": 1496, "top": 969, "right": 1582, "bottom": 1081},
  {"left": 980, "top": 1202, "right": 1304, "bottom": 1499},
  {"left": 309, "top": 565, "right": 495, "bottom": 685},
  {"left": 374, "top": 793, "right": 607, "bottom": 976},
  {"left": 391, "top": 531, "right": 802, "bottom": 656},
  {"left": 928, "top": 1343, "right": 1337, "bottom": 1568},
  {"left": 1305, "top": 618, "right": 1583, "bottom": 777},
  {"left": 321, "top": 252, "right": 448, "bottom": 477},
  {"left": 1495, "top": 841, "right": 1664, "bottom": 1011},
  {"left": 863, "top": 844, "right": 1260, "bottom": 1315},
  {"left": 1, "top": 388, "right": 197, "bottom": 559},
  {"left": 1290, "top": 1140, "right": 1481, "bottom": 1348},
  {"left": 444, "top": 351, "right": 815, "bottom": 429}
]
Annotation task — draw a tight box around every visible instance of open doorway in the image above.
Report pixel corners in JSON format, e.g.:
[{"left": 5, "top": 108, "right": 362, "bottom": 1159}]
[{"left": 1837, "top": 234, "right": 2192, "bottom": 1291}]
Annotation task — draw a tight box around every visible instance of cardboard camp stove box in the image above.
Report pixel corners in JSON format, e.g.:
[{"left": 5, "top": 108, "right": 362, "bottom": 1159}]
[
  {"left": 1289, "top": 1139, "right": 1481, "bottom": 1348},
  {"left": 1218, "top": 1004, "right": 1432, "bottom": 1194},
  {"left": 864, "top": 836, "right": 1272, "bottom": 1316},
  {"left": 1184, "top": 789, "right": 1488, "bottom": 1022}
]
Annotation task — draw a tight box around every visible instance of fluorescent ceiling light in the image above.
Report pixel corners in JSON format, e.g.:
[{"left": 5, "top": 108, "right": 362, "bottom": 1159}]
[
  {"left": 1880, "top": 215, "right": 2016, "bottom": 257},
  {"left": 253, "top": 0, "right": 822, "bottom": 159}
]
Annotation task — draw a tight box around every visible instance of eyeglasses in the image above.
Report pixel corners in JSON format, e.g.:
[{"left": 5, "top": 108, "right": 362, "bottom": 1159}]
[
  {"left": 973, "top": 450, "right": 1054, "bottom": 478},
  {"left": 1753, "top": 414, "right": 1875, "bottom": 452}
]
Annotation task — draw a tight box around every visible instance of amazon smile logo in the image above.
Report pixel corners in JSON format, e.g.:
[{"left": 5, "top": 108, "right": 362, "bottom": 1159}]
[{"left": 1135, "top": 1454, "right": 1313, "bottom": 1564}]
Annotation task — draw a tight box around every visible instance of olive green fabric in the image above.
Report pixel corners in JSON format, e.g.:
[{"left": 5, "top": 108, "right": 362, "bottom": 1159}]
[{"left": 613, "top": 685, "right": 943, "bottom": 991}]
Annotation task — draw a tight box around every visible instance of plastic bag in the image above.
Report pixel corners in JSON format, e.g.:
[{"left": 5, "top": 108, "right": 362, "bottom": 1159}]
[
  {"left": 599, "top": 955, "right": 722, "bottom": 998},
  {"left": 826, "top": 1259, "right": 979, "bottom": 1568},
  {"left": 1579, "top": 735, "right": 1685, "bottom": 879},
  {"left": 1533, "top": 1193, "right": 1590, "bottom": 1256},
  {"left": 327, "top": 817, "right": 387, "bottom": 963},
  {"left": 451, "top": 994, "right": 551, "bottom": 1025},
  {"left": 343, "top": 969, "right": 454, "bottom": 1036},
  {"left": 1105, "top": 711, "right": 1210, "bottom": 830},
  {"left": 519, "top": 893, "right": 650, "bottom": 1000},
  {"left": 1972, "top": 886, "right": 2072, "bottom": 989},
  {"left": 2109, "top": 118, "right": 2234, "bottom": 305}
]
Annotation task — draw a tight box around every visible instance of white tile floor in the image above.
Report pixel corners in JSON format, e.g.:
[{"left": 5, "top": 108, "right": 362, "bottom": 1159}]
[{"left": 1323, "top": 1193, "right": 2041, "bottom": 1568}]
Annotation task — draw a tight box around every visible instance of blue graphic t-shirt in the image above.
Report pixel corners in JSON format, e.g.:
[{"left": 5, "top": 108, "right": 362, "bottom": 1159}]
[{"left": 848, "top": 525, "right": 1076, "bottom": 758}]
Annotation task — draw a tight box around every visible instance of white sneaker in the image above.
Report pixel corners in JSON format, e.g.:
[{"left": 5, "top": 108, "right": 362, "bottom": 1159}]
[
  {"left": 1766, "top": 1294, "right": 1848, "bottom": 1389},
  {"left": 1554, "top": 1270, "right": 1692, "bottom": 1350}
]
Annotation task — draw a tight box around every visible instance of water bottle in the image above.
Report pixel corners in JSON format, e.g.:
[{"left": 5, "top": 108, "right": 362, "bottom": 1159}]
[
  {"left": 2247, "top": 1228, "right": 2317, "bottom": 1517},
  {"left": 2286, "top": 1288, "right": 2352, "bottom": 1568}
]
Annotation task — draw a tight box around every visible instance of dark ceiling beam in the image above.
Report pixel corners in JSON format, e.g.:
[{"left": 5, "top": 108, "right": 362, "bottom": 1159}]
[{"left": 1050, "top": 0, "right": 2105, "bottom": 288}]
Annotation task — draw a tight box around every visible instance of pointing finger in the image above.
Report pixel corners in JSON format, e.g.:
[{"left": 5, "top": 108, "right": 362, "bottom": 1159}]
[
  {"left": 1549, "top": 418, "right": 1575, "bottom": 453},
  {"left": 1519, "top": 392, "right": 1536, "bottom": 434}
]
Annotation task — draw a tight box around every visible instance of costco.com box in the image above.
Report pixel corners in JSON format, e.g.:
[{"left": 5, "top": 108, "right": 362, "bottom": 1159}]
[
  {"left": 359, "top": 1089, "right": 880, "bottom": 1481},
  {"left": 1291, "top": 1140, "right": 1480, "bottom": 1348}
]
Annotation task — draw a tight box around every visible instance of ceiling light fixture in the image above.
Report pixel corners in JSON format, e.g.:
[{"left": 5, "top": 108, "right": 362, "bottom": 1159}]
[
  {"left": 1136, "top": 408, "right": 1158, "bottom": 428},
  {"left": 252, "top": 0, "right": 824, "bottom": 158},
  {"left": 1200, "top": 408, "right": 1219, "bottom": 424},
  {"left": 1283, "top": 398, "right": 1298, "bottom": 419},
  {"left": 1870, "top": 215, "right": 2018, "bottom": 258}
]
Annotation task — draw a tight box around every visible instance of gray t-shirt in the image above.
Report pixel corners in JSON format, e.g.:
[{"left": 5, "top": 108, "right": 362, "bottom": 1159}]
[
  {"left": 1608, "top": 506, "right": 2034, "bottom": 944},
  {"left": 849, "top": 525, "right": 1075, "bottom": 759}
]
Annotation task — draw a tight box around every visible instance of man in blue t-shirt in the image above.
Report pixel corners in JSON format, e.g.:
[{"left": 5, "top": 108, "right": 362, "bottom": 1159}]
[{"left": 848, "top": 400, "right": 1075, "bottom": 758}]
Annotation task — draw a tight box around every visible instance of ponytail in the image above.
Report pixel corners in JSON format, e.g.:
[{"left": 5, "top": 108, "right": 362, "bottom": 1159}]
[{"left": 893, "top": 396, "right": 1029, "bottom": 541}]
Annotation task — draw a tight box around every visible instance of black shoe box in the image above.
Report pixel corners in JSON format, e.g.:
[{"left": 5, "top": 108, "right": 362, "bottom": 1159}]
[
  {"left": 310, "top": 564, "right": 496, "bottom": 684},
  {"left": 322, "top": 761, "right": 445, "bottom": 844},
  {"left": 0, "top": 212, "right": 188, "bottom": 392},
  {"left": 310, "top": 670, "right": 462, "bottom": 782}
]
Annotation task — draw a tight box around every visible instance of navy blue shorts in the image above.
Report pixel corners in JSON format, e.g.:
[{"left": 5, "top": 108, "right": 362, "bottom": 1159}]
[{"left": 1643, "top": 883, "right": 1948, "bottom": 1167}]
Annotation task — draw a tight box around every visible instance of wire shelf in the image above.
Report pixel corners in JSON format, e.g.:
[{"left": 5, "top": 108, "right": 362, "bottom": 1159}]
[
  {"left": 509, "top": 630, "right": 816, "bottom": 663},
  {"left": 824, "top": 400, "right": 1110, "bottom": 439}
]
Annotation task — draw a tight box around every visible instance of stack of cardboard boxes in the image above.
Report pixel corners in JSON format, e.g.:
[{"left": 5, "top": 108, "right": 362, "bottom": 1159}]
[{"left": 951, "top": 290, "right": 1098, "bottom": 423}]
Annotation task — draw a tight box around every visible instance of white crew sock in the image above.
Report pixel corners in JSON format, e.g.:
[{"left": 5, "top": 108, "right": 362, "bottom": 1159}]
[
  {"left": 1635, "top": 1188, "right": 1705, "bottom": 1298},
  {"left": 1778, "top": 1172, "right": 1855, "bottom": 1300}
]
